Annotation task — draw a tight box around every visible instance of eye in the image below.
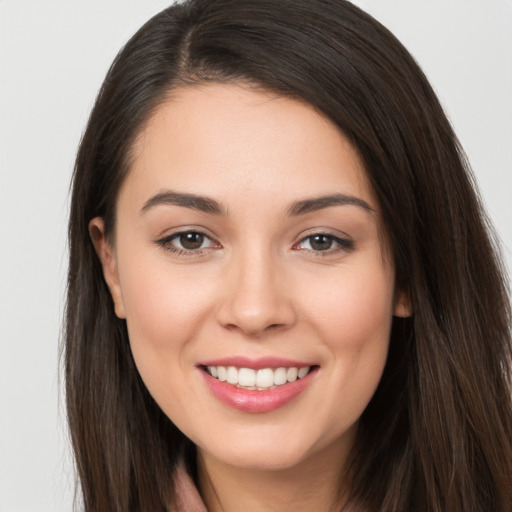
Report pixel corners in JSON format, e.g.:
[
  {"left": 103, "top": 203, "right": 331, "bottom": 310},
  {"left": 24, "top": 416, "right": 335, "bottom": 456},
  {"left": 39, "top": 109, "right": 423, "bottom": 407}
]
[
  {"left": 295, "top": 233, "right": 354, "bottom": 253},
  {"left": 175, "top": 232, "right": 208, "bottom": 250},
  {"left": 156, "top": 230, "right": 220, "bottom": 254}
]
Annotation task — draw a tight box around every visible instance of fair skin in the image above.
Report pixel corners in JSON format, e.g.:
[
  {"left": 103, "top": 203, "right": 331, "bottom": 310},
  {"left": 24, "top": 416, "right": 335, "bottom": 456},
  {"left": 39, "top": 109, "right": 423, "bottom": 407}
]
[{"left": 91, "top": 83, "right": 410, "bottom": 512}]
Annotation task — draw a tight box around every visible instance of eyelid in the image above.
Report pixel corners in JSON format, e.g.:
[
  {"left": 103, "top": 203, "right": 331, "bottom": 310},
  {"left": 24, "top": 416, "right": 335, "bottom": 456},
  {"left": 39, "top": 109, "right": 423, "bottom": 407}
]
[
  {"left": 292, "top": 229, "right": 354, "bottom": 254},
  {"left": 154, "top": 226, "right": 354, "bottom": 257},
  {"left": 155, "top": 227, "right": 222, "bottom": 255}
]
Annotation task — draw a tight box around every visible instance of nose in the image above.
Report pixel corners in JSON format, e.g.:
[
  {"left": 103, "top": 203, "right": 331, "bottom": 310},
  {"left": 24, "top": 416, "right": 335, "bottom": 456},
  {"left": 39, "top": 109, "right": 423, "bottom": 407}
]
[{"left": 215, "top": 248, "right": 297, "bottom": 338}]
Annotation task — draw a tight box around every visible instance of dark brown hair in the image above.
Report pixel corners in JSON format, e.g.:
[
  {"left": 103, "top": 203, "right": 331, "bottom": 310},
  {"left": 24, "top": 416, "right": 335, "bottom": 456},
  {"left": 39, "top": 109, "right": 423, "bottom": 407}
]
[{"left": 65, "top": 1, "right": 512, "bottom": 510}]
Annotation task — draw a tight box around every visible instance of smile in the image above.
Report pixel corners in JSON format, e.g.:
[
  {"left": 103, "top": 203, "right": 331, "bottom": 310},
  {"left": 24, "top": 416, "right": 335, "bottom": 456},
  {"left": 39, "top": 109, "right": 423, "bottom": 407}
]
[
  {"left": 199, "top": 360, "right": 319, "bottom": 413},
  {"left": 205, "top": 365, "right": 311, "bottom": 390}
]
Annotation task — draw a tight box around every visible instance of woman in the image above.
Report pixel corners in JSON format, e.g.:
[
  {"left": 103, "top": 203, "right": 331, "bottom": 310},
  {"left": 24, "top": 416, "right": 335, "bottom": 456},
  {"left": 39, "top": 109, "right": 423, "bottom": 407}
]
[{"left": 65, "top": 0, "right": 512, "bottom": 510}]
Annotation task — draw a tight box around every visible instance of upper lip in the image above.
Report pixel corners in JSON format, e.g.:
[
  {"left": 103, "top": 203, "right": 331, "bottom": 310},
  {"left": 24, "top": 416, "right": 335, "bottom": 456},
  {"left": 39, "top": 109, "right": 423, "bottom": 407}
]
[{"left": 198, "top": 356, "right": 316, "bottom": 370}]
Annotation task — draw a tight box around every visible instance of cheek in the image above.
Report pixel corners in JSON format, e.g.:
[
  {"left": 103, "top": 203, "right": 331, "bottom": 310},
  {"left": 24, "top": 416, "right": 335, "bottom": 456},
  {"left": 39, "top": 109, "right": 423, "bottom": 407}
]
[
  {"left": 118, "top": 264, "right": 214, "bottom": 433},
  {"left": 305, "top": 261, "right": 395, "bottom": 347},
  {"left": 120, "top": 258, "right": 211, "bottom": 344},
  {"left": 115, "top": 254, "right": 214, "bottom": 397},
  {"left": 302, "top": 261, "right": 395, "bottom": 422}
]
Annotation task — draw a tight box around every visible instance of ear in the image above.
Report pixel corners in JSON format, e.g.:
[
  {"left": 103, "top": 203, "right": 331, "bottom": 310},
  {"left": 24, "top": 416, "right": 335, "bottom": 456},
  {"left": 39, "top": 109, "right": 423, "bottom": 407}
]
[
  {"left": 89, "top": 217, "right": 126, "bottom": 319},
  {"left": 393, "top": 288, "right": 412, "bottom": 318}
]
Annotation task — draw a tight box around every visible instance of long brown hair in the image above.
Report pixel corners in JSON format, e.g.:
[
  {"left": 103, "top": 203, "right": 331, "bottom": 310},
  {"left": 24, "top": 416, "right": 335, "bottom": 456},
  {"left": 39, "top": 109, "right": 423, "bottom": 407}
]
[{"left": 65, "top": 1, "right": 512, "bottom": 510}]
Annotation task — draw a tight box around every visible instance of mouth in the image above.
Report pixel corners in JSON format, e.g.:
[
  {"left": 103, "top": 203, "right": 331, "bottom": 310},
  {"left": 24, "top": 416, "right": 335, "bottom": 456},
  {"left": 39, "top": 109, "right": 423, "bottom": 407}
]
[
  {"left": 198, "top": 360, "right": 319, "bottom": 413},
  {"left": 202, "top": 365, "right": 314, "bottom": 391}
]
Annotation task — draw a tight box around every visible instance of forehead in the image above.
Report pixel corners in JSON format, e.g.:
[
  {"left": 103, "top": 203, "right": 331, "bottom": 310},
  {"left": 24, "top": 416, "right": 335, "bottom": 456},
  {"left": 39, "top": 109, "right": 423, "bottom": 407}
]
[{"left": 124, "top": 83, "right": 376, "bottom": 212}]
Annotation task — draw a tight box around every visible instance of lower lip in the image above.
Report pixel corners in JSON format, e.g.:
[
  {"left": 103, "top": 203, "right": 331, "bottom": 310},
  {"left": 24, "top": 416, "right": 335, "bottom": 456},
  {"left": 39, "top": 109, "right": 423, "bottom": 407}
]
[{"left": 200, "top": 368, "right": 317, "bottom": 413}]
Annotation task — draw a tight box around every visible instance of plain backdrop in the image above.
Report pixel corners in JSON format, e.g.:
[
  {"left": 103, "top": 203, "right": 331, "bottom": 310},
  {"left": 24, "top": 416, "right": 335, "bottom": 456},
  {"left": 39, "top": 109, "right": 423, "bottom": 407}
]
[{"left": 0, "top": 1, "right": 510, "bottom": 511}]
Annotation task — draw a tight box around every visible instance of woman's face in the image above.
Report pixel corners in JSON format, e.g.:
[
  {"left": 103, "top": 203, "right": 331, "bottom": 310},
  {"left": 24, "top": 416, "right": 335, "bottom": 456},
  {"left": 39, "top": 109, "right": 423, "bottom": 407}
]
[{"left": 92, "top": 83, "right": 409, "bottom": 472}]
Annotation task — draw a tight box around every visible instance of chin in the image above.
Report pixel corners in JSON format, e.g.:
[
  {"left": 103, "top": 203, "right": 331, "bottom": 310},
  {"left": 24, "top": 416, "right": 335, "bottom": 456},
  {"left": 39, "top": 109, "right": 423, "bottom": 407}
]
[
  {"left": 207, "top": 450, "right": 308, "bottom": 472},
  {"left": 197, "top": 426, "right": 343, "bottom": 473}
]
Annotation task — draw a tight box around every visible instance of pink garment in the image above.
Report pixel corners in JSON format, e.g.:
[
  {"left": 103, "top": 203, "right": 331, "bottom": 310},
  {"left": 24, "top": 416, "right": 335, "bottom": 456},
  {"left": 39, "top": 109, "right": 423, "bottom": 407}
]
[{"left": 173, "top": 463, "right": 208, "bottom": 512}]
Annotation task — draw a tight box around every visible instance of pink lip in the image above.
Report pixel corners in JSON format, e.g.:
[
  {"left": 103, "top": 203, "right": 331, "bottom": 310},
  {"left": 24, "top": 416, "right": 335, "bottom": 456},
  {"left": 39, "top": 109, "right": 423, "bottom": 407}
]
[
  {"left": 199, "top": 365, "right": 318, "bottom": 414},
  {"left": 198, "top": 356, "right": 314, "bottom": 370}
]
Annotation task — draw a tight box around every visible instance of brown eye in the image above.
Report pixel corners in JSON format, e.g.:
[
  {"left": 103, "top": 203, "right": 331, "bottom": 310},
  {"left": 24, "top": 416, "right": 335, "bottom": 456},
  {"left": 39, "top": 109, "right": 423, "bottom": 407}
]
[
  {"left": 179, "top": 232, "right": 205, "bottom": 250},
  {"left": 157, "top": 230, "right": 219, "bottom": 254},
  {"left": 309, "top": 234, "right": 334, "bottom": 251},
  {"left": 295, "top": 233, "right": 354, "bottom": 254}
]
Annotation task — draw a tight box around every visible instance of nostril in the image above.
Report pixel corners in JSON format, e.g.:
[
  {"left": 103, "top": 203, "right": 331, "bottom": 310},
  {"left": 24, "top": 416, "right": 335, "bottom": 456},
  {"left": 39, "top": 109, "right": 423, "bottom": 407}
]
[{"left": 214, "top": 280, "right": 297, "bottom": 336}]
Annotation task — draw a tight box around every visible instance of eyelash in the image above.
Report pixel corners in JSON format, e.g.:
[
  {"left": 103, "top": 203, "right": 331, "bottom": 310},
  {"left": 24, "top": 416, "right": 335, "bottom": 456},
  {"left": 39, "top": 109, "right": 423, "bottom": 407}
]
[
  {"left": 294, "top": 233, "right": 354, "bottom": 255},
  {"left": 156, "top": 231, "right": 220, "bottom": 256},
  {"left": 156, "top": 231, "right": 354, "bottom": 256}
]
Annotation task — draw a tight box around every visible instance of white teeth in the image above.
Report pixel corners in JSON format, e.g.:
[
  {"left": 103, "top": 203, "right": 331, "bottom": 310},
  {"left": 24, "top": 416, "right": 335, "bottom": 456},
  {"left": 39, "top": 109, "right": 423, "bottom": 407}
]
[
  {"left": 206, "top": 365, "right": 312, "bottom": 390},
  {"left": 273, "top": 367, "right": 287, "bottom": 385},
  {"left": 298, "top": 367, "right": 309, "bottom": 379},
  {"left": 217, "top": 366, "right": 227, "bottom": 381},
  {"left": 287, "top": 367, "right": 298, "bottom": 382},
  {"left": 238, "top": 368, "right": 256, "bottom": 387},
  {"left": 256, "top": 368, "right": 274, "bottom": 388},
  {"left": 226, "top": 366, "right": 238, "bottom": 384}
]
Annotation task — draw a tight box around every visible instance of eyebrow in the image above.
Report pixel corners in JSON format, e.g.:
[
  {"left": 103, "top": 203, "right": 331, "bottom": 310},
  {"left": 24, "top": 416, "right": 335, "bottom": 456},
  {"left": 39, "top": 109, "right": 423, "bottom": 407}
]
[
  {"left": 286, "top": 193, "right": 374, "bottom": 216},
  {"left": 141, "top": 191, "right": 227, "bottom": 215},
  {"left": 140, "top": 190, "right": 374, "bottom": 217}
]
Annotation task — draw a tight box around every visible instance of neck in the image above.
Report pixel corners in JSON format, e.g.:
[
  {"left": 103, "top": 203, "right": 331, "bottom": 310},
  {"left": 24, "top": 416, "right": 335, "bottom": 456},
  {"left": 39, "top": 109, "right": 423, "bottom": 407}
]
[{"left": 197, "top": 435, "right": 354, "bottom": 512}]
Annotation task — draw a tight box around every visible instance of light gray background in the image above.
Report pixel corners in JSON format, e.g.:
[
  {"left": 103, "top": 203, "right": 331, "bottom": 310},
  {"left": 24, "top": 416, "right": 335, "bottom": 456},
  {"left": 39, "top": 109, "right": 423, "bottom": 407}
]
[{"left": 0, "top": 1, "right": 510, "bottom": 511}]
